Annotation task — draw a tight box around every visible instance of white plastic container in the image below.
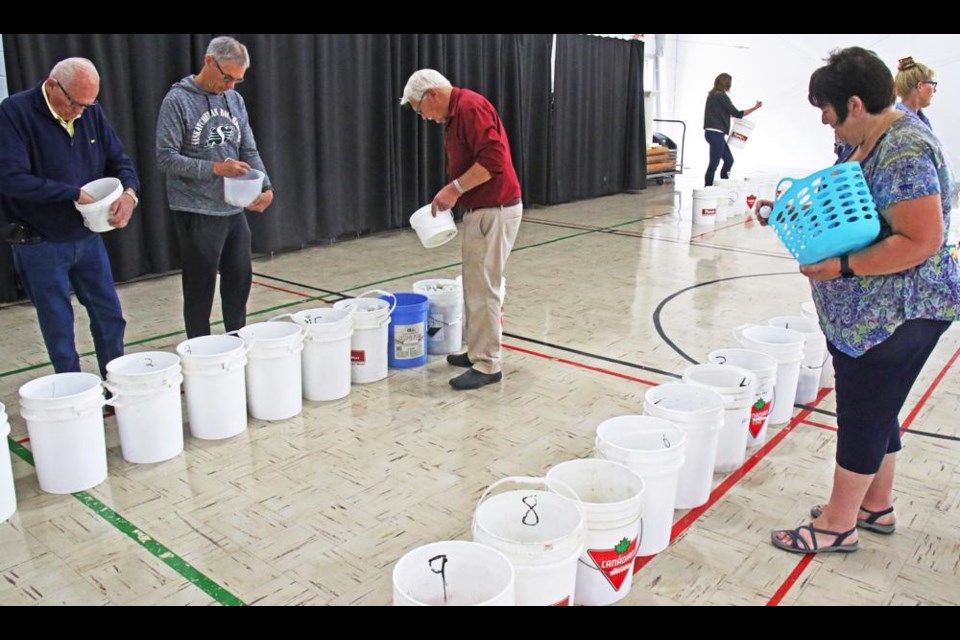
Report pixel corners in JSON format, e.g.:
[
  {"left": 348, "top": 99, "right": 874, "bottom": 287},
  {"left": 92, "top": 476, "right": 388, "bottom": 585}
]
[
  {"left": 290, "top": 308, "right": 353, "bottom": 401},
  {"left": 595, "top": 415, "right": 685, "bottom": 557},
  {"left": 801, "top": 301, "right": 835, "bottom": 388},
  {"left": 1, "top": 403, "right": 16, "bottom": 522},
  {"left": 410, "top": 205, "right": 458, "bottom": 248},
  {"left": 239, "top": 322, "right": 305, "bottom": 421},
  {"left": 177, "top": 335, "right": 248, "bottom": 440},
  {"left": 768, "top": 315, "right": 827, "bottom": 405},
  {"left": 707, "top": 348, "right": 778, "bottom": 447},
  {"left": 224, "top": 169, "right": 265, "bottom": 207},
  {"left": 393, "top": 541, "right": 515, "bottom": 606},
  {"left": 104, "top": 351, "right": 184, "bottom": 464},
  {"left": 19, "top": 373, "right": 107, "bottom": 494},
  {"left": 643, "top": 384, "right": 724, "bottom": 509},
  {"left": 692, "top": 188, "right": 719, "bottom": 225},
  {"left": 546, "top": 459, "right": 645, "bottom": 606},
  {"left": 333, "top": 291, "right": 395, "bottom": 384},
  {"left": 734, "top": 325, "right": 805, "bottom": 425},
  {"left": 75, "top": 177, "right": 122, "bottom": 233},
  {"left": 728, "top": 118, "right": 756, "bottom": 149},
  {"left": 473, "top": 477, "right": 586, "bottom": 606},
  {"left": 413, "top": 279, "right": 463, "bottom": 355},
  {"left": 682, "top": 364, "right": 757, "bottom": 472}
]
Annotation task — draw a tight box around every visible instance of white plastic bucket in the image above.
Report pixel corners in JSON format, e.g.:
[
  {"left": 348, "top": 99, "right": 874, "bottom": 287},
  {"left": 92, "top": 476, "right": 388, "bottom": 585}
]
[
  {"left": 333, "top": 291, "right": 396, "bottom": 384},
  {"left": 413, "top": 279, "right": 463, "bottom": 355},
  {"left": 740, "top": 177, "right": 760, "bottom": 215},
  {"left": 715, "top": 179, "right": 737, "bottom": 221},
  {"left": 1, "top": 403, "right": 16, "bottom": 522},
  {"left": 546, "top": 459, "right": 645, "bottom": 606},
  {"left": 410, "top": 205, "right": 458, "bottom": 249},
  {"left": 239, "top": 322, "right": 305, "bottom": 421},
  {"left": 75, "top": 177, "right": 122, "bottom": 233},
  {"left": 393, "top": 540, "right": 515, "bottom": 606},
  {"left": 707, "top": 348, "right": 778, "bottom": 447},
  {"left": 682, "top": 364, "right": 757, "bottom": 472},
  {"left": 177, "top": 335, "right": 248, "bottom": 440},
  {"left": 801, "top": 302, "right": 835, "bottom": 389},
  {"left": 728, "top": 117, "right": 755, "bottom": 149},
  {"left": 290, "top": 308, "right": 353, "bottom": 402},
  {"left": 692, "top": 188, "right": 718, "bottom": 225},
  {"left": 224, "top": 169, "right": 265, "bottom": 207},
  {"left": 768, "top": 315, "right": 827, "bottom": 405},
  {"left": 473, "top": 477, "right": 586, "bottom": 606},
  {"left": 18, "top": 373, "right": 107, "bottom": 494},
  {"left": 643, "top": 384, "right": 724, "bottom": 509},
  {"left": 104, "top": 352, "right": 184, "bottom": 464},
  {"left": 734, "top": 325, "right": 805, "bottom": 425},
  {"left": 595, "top": 415, "right": 685, "bottom": 556}
]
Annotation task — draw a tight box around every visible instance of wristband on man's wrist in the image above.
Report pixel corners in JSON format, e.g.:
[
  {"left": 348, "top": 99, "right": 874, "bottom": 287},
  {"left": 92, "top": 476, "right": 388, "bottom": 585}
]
[{"left": 452, "top": 178, "right": 465, "bottom": 195}]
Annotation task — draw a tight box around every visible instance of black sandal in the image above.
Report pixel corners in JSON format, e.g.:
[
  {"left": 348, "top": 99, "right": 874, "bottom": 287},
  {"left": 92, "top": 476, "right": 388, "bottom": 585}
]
[
  {"left": 810, "top": 504, "right": 896, "bottom": 534},
  {"left": 771, "top": 523, "right": 859, "bottom": 554}
]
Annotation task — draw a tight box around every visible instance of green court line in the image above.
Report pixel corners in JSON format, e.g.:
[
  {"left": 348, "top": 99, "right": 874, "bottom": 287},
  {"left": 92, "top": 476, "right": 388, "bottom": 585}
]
[
  {"left": 1, "top": 215, "right": 649, "bottom": 378},
  {"left": 5, "top": 438, "right": 246, "bottom": 606}
]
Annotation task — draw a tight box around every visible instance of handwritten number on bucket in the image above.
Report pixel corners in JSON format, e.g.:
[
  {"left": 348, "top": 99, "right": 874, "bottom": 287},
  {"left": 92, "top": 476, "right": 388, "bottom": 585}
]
[
  {"left": 428, "top": 554, "right": 449, "bottom": 604},
  {"left": 521, "top": 494, "right": 540, "bottom": 526},
  {"left": 662, "top": 434, "right": 671, "bottom": 449}
]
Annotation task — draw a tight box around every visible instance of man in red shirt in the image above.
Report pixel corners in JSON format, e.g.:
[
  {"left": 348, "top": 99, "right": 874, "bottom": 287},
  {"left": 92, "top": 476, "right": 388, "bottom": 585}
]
[{"left": 401, "top": 69, "right": 523, "bottom": 390}]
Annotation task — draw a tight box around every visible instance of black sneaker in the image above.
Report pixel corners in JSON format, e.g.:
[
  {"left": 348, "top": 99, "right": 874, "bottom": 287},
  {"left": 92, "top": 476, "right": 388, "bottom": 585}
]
[
  {"left": 449, "top": 368, "right": 502, "bottom": 390},
  {"left": 446, "top": 352, "right": 473, "bottom": 368}
]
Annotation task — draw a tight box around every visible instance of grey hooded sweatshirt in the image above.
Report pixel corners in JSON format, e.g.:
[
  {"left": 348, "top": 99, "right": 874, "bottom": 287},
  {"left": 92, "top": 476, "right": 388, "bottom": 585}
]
[{"left": 156, "top": 76, "right": 271, "bottom": 216}]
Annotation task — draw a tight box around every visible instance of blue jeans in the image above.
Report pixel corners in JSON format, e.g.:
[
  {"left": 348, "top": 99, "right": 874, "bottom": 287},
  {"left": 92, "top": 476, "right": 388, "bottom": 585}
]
[
  {"left": 704, "top": 130, "right": 734, "bottom": 186},
  {"left": 10, "top": 235, "right": 126, "bottom": 377}
]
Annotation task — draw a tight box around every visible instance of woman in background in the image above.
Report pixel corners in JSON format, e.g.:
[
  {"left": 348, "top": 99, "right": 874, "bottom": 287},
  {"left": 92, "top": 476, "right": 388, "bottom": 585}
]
[
  {"left": 895, "top": 56, "right": 937, "bottom": 130},
  {"left": 703, "top": 73, "right": 762, "bottom": 186}
]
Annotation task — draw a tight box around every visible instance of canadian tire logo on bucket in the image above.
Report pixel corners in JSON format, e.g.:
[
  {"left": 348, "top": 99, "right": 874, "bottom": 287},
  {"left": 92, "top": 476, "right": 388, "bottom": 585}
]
[
  {"left": 550, "top": 597, "right": 571, "bottom": 606},
  {"left": 351, "top": 350, "right": 366, "bottom": 365},
  {"left": 746, "top": 194, "right": 758, "bottom": 209},
  {"left": 702, "top": 208, "right": 717, "bottom": 216},
  {"left": 586, "top": 536, "right": 638, "bottom": 592},
  {"left": 749, "top": 398, "right": 771, "bottom": 437},
  {"left": 731, "top": 131, "right": 748, "bottom": 143}
]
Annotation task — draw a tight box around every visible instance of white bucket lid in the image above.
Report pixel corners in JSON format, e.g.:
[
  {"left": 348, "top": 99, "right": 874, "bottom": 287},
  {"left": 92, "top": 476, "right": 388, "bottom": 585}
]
[
  {"left": 392, "top": 540, "right": 515, "bottom": 606},
  {"left": 546, "top": 459, "right": 644, "bottom": 525},
  {"left": 19, "top": 372, "right": 104, "bottom": 417},
  {"left": 177, "top": 334, "right": 246, "bottom": 359},
  {"left": 644, "top": 383, "right": 725, "bottom": 417},
  {"left": 239, "top": 321, "right": 304, "bottom": 343},
  {"left": 707, "top": 348, "right": 778, "bottom": 376},
  {"left": 595, "top": 415, "right": 686, "bottom": 458},
  {"left": 682, "top": 363, "right": 757, "bottom": 402},
  {"left": 106, "top": 351, "right": 181, "bottom": 378}
]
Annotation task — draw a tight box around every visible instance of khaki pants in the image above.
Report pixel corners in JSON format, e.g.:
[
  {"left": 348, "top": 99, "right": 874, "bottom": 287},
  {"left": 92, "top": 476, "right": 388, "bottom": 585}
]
[{"left": 462, "top": 202, "right": 523, "bottom": 374}]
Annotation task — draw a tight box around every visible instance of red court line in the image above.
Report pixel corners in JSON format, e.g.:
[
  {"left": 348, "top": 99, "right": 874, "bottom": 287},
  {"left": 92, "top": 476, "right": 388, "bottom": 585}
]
[
  {"left": 766, "top": 344, "right": 960, "bottom": 606},
  {"left": 801, "top": 419, "right": 838, "bottom": 432},
  {"left": 502, "top": 343, "right": 659, "bottom": 386},
  {"left": 633, "top": 386, "right": 834, "bottom": 573},
  {"left": 767, "top": 555, "right": 815, "bottom": 606},
  {"left": 252, "top": 280, "right": 332, "bottom": 301}
]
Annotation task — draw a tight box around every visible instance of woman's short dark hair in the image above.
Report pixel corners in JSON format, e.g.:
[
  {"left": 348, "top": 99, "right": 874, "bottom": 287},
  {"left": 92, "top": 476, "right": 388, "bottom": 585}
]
[{"left": 808, "top": 47, "right": 895, "bottom": 123}]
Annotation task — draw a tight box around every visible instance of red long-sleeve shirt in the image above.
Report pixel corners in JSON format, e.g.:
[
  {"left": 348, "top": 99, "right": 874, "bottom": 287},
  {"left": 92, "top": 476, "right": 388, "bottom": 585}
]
[{"left": 444, "top": 87, "right": 521, "bottom": 210}]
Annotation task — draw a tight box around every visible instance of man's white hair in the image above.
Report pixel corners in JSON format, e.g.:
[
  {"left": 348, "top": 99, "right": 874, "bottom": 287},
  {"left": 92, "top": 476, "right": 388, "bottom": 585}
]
[
  {"left": 50, "top": 58, "right": 99, "bottom": 84},
  {"left": 207, "top": 36, "right": 250, "bottom": 69},
  {"left": 399, "top": 69, "right": 451, "bottom": 106}
]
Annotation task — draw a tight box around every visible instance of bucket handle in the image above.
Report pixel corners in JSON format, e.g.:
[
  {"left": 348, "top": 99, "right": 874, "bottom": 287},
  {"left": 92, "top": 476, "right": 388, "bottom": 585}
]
[
  {"left": 20, "top": 395, "right": 105, "bottom": 422},
  {"left": 355, "top": 289, "right": 397, "bottom": 316},
  {"left": 265, "top": 314, "right": 310, "bottom": 339},
  {"left": 471, "top": 476, "right": 586, "bottom": 540},
  {"left": 103, "top": 374, "right": 184, "bottom": 408},
  {"left": 428, "top": 312, "right": 462, "bottom": 328}
]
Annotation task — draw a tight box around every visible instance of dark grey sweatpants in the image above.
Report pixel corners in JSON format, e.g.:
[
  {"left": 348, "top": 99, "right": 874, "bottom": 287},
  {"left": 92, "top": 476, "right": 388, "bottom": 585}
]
[{"left": 171, "top": 210, "right": 252, "bottom": 338}]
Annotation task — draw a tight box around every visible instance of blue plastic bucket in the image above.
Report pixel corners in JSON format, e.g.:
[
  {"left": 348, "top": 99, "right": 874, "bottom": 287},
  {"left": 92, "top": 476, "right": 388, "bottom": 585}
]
[{"left": 381, "top": 293, "right": 429, "bottom": 368}]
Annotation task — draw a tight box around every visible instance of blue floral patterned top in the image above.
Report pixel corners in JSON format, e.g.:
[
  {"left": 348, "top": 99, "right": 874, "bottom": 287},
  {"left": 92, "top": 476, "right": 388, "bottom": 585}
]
[{"left": 812, "top": 115, "right": 960, "bottom": 357}]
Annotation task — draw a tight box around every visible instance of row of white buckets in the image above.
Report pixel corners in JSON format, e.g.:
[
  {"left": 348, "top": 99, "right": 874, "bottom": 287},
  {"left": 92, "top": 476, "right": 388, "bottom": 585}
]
[
  {"left": 689, "top": 172, "right": 781, "bottom": 223},
  {"left": 2, "top": 402, "right": 16, "bottom": 522}
]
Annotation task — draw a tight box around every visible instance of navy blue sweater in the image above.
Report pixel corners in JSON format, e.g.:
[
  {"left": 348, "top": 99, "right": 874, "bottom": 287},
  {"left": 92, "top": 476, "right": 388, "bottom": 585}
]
[{"left": 0, "top": 84, "right": 140, "bottom": 241}]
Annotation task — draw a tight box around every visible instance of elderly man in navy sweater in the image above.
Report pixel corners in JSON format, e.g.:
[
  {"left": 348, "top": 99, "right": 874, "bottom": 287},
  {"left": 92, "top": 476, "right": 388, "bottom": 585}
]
[{"left": 0, "top": 57, "right": 140, "bottom": 378}]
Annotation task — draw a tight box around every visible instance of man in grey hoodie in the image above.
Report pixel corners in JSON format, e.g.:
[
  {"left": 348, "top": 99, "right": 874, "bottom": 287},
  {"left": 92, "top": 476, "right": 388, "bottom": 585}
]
[{"left": 156, "top": 36, "right": 273, "bottom": 338}]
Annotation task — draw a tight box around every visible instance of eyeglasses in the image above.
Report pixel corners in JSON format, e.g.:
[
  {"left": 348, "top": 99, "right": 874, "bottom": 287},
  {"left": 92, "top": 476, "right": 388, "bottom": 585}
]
[
  {"left": 212, "top": 57, "right": 245, "bottom": 85},
  {"left": 55, "top": 79, "right": 98, "bottom": 109},
  {"left": 921, "top": 81, "right": 938, "bottom": 89},
  {"left": 412, "top": 89, "right": 429, "bottom": 116}
]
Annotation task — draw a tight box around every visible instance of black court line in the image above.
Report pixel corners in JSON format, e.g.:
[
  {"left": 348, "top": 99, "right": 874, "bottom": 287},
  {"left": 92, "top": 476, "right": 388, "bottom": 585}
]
[
  {"left": 502, "top": 332, "right": 681, "bottom": 380},
  {"left": 250, "top": 272, "right": 348, "bottom": 300},
  {"left": 899, "top": 428, "right": 960, "bottom": 442}
]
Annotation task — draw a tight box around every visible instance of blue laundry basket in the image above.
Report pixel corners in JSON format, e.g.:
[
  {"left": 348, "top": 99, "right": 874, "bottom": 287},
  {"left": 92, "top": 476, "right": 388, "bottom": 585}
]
[{"left": 769, "top": 162, "right": 880, "bottom": 265}]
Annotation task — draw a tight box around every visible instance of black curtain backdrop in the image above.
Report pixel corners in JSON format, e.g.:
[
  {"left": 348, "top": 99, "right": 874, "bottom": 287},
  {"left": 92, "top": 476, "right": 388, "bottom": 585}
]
[
  {"left": 551, "top": 34, "right": 645, "bottom": 204},
  {"left": 1, "top": 34, "right": 642, "bottom": 303}
]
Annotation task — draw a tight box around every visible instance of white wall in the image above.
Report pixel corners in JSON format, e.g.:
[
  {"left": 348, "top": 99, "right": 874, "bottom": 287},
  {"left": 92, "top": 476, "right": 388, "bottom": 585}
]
[{"left": 660, "top": 34, "right": 960, "bottom": 180}]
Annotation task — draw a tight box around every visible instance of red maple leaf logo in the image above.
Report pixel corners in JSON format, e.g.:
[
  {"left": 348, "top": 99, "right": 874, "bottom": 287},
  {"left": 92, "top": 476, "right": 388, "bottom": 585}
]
[{"left": 586, "top": 536, "right": 638, "bottom": 591}]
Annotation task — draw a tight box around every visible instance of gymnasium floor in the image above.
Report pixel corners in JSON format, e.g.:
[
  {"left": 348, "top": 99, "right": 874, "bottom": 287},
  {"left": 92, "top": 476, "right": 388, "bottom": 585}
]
[{"left": 2, "top": 175, "right": 958, "bottom": 606}]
